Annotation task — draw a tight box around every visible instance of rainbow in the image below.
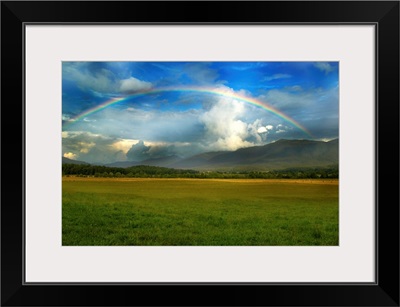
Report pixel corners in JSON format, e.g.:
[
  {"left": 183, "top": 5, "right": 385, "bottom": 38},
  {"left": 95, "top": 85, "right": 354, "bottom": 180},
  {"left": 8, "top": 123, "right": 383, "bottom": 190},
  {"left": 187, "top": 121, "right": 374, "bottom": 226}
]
[{"left": 63, "top": 86, "right": 313, "bottom": 137}]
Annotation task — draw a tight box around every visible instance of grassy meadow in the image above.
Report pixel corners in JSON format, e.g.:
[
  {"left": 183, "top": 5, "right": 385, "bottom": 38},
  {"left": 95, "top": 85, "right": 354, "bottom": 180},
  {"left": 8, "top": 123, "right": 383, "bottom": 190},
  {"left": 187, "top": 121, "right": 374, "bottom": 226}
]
[{"left": 62, "top": 177, "right": 338, "bottom": 246}]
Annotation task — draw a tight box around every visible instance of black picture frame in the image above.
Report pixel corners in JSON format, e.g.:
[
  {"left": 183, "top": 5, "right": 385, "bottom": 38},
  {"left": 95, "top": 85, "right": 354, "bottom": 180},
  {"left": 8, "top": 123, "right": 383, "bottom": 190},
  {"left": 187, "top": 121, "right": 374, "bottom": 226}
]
[{"left": 1, "top": 1, "right": 399, "bottom": 306}]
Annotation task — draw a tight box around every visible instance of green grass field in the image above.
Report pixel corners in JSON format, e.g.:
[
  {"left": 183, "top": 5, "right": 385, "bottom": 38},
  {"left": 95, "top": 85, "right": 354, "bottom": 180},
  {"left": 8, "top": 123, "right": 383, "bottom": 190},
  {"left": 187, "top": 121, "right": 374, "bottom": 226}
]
[{"left": 62, "top": 178, "right": 338, "bottom": 246}]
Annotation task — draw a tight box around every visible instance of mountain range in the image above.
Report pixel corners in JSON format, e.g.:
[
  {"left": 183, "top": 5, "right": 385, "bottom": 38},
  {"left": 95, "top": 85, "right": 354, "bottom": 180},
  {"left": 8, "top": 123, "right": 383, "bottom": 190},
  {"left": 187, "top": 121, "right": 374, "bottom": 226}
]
[
  {"left": 62, "top": 156, "right": 89, "bottom": 165},
  {"left": 171, "top": 138, "right": 338, "bottom": 171},
  {"left": 63, "top": 139, "right": 338, "bottom": 171}
]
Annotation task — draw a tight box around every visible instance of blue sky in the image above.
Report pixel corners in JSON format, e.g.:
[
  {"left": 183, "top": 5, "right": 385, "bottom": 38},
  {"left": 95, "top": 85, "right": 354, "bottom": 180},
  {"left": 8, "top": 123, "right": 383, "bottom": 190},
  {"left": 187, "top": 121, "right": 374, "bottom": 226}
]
[{"left": 62, "top": 62, "right": 339, "bottom": 164}]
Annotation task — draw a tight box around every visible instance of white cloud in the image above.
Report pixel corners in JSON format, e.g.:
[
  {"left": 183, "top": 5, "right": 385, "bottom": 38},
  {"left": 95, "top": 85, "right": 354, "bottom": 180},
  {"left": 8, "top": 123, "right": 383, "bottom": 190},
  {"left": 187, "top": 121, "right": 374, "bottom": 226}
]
[
  {"left": 275, "top": 124, "right": 291, "bottom": 134},
  {"left": 63, "top": 152, "right": 77, "bottom": 160},
  {"left": 257, "top": 124, "right": 275, "bottom": 134},
  {"left": 119, "top": 77, "right": 152, "bottom": 94},
  {"left": 110, "top": 139, "right": 139, "bottom": 153},
  {"left": 314, "top": 62, "right": 334, "bottom": 74},
  {"left": 257, "top": 127, "right": 268, "bottom": 134},
  {"left": 316, "top": 138, "right": 336, "bottom": 142},
  {"left": 199, "top": 96, "right": 262, "bottom": 151}
]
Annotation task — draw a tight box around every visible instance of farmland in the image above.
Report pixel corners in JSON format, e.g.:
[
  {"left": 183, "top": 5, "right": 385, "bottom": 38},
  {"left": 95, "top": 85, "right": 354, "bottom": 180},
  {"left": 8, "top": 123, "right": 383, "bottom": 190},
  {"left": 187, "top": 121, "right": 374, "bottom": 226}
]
[{"left": 62, "top": 177, "right": 338, "bottom": 246}]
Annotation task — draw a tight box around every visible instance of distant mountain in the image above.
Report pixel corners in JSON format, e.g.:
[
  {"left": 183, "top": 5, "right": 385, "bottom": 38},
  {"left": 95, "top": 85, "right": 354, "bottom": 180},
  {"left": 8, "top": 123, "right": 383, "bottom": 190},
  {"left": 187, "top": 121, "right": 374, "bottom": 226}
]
[
  {"left": 103, "top": 161, "right": 140, "bottom": 168},
  {"left": 171, "top": 139, "right": 338, "bottom": 171},
  {"left": 62, "top": 157, "right": 90, "bottom": 165},
  {"left": 80, "top": 138, "right": 338, "bottom": 171},
  {"left": 104, "top": 155, "right": 181, "bottom": 168}
]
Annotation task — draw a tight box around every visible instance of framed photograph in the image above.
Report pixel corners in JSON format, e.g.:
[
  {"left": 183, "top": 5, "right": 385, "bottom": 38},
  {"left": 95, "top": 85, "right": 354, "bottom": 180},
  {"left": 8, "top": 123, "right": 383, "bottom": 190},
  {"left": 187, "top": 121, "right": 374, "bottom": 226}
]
[{"left": 2, "top": 1, "right": 399, "bottom": 306}]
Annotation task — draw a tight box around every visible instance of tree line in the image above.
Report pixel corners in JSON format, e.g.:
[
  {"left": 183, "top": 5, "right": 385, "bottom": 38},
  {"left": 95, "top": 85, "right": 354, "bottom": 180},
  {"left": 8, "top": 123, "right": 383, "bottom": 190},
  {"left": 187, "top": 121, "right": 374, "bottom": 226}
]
[{"left": 62, "top": 163, "right": 338, "bottom": 179}]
